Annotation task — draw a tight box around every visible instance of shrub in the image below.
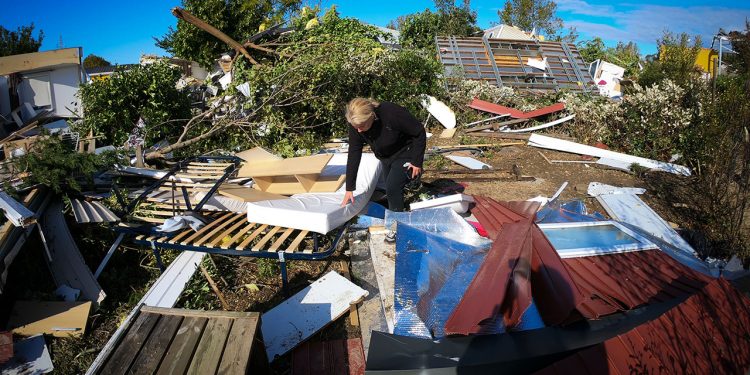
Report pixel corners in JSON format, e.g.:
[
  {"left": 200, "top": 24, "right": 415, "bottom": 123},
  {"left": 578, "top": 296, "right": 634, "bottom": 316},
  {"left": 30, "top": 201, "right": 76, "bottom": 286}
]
[{"left": 78, "top": 62, "right": 191, "bottom": 146}]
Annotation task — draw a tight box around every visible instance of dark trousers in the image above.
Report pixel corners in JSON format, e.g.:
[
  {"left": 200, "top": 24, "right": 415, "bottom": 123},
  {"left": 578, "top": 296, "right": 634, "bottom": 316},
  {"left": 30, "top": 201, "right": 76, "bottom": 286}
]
[{"left": 381, "top": 157, "right": 411, "bottom": 212}]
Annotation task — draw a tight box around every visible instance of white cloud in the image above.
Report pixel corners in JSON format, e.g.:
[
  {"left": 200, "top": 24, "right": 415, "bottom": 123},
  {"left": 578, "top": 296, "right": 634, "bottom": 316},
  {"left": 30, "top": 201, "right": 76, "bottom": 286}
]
[{"left": 561, "top": 1, "right": 749, "bottom": 47}]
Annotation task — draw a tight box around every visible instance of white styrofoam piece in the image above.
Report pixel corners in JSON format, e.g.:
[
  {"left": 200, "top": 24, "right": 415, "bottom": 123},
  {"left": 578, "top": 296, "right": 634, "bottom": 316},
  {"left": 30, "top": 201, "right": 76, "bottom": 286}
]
[
  {"left": 528, "top": 134, "right": 691, "bottom": 176},
  {"left": 409, "top": 194, "right": 474, "bottom": 213},
  {"left": 501, "top": 114, "right": 575, "bottom": 133},
  {"left": 420, "top": 95, "right": 456, "bottom": 129},
  {"left": 587, "top": 182, "right": 645, "bottom": 196},
  {"left": 261, "top": 271, "right": 368, "bottom": 361},
  {"left": 445, "top": 155, "right": 492, "bottom": 170},
  {"left": 246, "top": 153, "right": 381, "bottom": 234},
  {"left": 0, "top": 335, "right": 53, "bottom": 374}
]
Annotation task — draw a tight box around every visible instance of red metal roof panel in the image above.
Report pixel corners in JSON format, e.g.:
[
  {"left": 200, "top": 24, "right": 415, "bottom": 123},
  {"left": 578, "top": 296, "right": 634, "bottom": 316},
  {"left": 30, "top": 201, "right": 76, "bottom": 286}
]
[
  {"left": 535, "top": 278, "right": 750, "bottom": 375},
  {"left": 468, "top": 99, "right": 566, "bottom": 119}
]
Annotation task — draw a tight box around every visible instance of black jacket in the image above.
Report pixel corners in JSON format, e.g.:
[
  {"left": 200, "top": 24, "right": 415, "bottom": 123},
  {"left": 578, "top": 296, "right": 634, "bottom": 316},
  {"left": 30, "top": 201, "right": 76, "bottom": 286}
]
[{"left": 346, "top": 102, "right": 426, "bottom": 191}]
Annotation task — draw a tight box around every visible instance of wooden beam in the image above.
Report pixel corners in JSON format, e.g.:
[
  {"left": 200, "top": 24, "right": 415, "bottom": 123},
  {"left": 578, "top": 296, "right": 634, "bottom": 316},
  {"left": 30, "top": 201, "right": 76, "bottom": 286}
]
[
  {"left": 171, "top": 7, "right": 258, "bottom": 65},
  {"left": 0, "top": 48, "right": 80, "bottom": 75}
]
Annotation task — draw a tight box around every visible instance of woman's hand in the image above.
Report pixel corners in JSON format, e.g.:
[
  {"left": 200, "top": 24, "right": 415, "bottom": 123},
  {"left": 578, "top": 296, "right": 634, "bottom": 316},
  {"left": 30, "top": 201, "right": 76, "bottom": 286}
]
[
  {"left": 340, "top": 191, "right": 355, "bottom": 207},
  {"left": 406, "top": 164, "right": 422, "bottom": 179}
]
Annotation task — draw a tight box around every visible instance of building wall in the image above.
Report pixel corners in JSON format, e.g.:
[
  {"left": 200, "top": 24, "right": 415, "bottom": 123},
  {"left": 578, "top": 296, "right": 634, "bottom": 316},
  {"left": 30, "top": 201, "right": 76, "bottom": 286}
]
[
  {"left": 18, "top": 64, "right": 82, "bottom": 118},
  {"left": 695, "top": 48, "right": 718, "bottom": 78}
]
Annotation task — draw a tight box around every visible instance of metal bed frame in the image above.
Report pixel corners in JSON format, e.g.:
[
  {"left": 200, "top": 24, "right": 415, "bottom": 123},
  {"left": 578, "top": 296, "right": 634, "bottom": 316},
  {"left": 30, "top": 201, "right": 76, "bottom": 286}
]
[{"left": 112, "top": 156, "right": 347, "bottom": 291}]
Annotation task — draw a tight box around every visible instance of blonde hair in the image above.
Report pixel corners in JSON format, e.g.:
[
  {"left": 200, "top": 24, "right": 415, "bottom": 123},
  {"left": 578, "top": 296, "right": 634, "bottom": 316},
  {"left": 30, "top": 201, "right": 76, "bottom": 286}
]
[{"left": 345, "top": 98, "right": 380, "bottom": 125}]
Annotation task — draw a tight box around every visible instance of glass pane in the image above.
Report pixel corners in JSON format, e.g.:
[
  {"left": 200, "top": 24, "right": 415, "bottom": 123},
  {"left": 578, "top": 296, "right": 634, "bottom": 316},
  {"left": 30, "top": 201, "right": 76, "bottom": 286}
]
[{"left": 541, "top": 224, "right": 640, "bottom": 250}]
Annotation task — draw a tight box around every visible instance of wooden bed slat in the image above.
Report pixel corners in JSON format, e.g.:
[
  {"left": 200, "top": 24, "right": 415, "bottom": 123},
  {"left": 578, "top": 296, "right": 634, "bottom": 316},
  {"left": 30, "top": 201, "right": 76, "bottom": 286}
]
[
  {"left": 221, "top": 222, "right": 258, "bottom": 250},
  {"left": 237, "top": 224, "right": 268, "bottom": 251},
  {"left": 252, "top": 226, "right": 281, "bottom": 251},
  {"left": 268, "top": 228, "right": 295, "bottom": 252},
  {"left": 209, "top": 216, "right": 250, "bottom": 248},
  {"left": 180, "top": 212, "right": 235, "bottom": 245},
  {"left": 286, "top": 230, "right": 309, "bottom": 253},
  {"left": 193, "top": 213, "right": 245, "bottom": 246}
]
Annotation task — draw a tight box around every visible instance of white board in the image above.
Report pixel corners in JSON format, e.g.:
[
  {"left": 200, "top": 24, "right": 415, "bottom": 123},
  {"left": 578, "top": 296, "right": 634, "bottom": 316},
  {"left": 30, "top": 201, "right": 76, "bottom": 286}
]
[
  {"left": 261, "top": 271, "right": 368, "bottom": 361},
  {"left": 445, "top": 155, "right": 492, "bottom": 170},
  {"left": 420, "top": 95, "right": 456, "bottom": 129},
  {"left": 141, "top": 251, "right": 205, "bottom": 308},
  {"left": 528, "top": 134, "right": 691, "bottom": 176}
]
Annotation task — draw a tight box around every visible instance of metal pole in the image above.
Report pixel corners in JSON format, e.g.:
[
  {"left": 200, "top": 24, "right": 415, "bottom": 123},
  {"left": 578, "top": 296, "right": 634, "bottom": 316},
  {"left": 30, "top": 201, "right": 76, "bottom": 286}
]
[
  {"left": 94, "top": 233, "right": 125, "bottom": 279},
  {"left": 717, "top": 37, "right": 723, "bottom": 78}
]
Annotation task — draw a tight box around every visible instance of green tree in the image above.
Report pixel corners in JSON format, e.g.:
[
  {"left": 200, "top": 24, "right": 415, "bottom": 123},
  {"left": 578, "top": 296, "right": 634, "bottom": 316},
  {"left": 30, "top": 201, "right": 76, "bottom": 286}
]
[
  {"left": 0, "top": 23, "right": 44, "bottom": 56},
  {"left": 639, "top": 32, "right": 702, "bottom": 87},
  {"left": 578, "top": 37, "right": 607, "bottom": 63},
  {"left": 397, "top": 0, "right": 479, "bottom": 50},
  {"left": 498, "top": 0, "right": 576, "bottom": 42},
  {"left": 725, "top": 21, "right": 750, "bottom": 75},
  {"left": 578, "top": 37, "right": 642, "bottom": 77},
  {"left": 156, "top": 0, "right": 301, "bottom": 68},
  {"left": 78, "top": 62, "right": 191, "bottom": 145},
  {"left": 83, "top": 54, "right": 111, "bottom": 69}
]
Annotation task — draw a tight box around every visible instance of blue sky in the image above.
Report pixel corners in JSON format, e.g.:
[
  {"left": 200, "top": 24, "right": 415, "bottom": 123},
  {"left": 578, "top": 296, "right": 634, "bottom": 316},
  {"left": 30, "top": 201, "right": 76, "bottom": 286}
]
[{"left": 1, "top": 1, "right": 748, "bottom": 64}]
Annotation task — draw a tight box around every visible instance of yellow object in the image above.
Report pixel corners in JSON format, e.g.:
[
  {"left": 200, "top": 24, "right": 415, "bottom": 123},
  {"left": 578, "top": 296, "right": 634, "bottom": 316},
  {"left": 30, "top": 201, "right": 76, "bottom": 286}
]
[
  {"left": 695, "top": 48, "right": 718, "bottom": 78},
  {"left": 305, "top": 18, "right": 319, "bottom": 30}
]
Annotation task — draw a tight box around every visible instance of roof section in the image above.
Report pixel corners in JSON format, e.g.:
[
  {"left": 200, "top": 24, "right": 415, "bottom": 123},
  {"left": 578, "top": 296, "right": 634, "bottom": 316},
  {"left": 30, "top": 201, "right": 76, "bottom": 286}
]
[
  {"left": 483, "top": 24, "right": 535, "bottom": 41},
  {"left": 535, "top": 278, "right": 750, "bottom": 375},
  {"left": 447, "top": 196, "right": 712, "bottom": 335},
  {"left": 0, "top": 47, "right": 81, "bottom": 76}
]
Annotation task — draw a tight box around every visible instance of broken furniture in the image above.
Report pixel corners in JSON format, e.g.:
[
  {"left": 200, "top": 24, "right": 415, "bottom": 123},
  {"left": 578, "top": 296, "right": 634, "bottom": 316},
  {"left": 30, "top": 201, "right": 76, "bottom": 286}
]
[
  {"left": 436, "top": 37, "right": 594, "bottom": 92},
  {"left": 238, "top": 153, "right": 346, "bottom": 195},
  {"left": 7, "top": 301, "right": 91, "bottom": 338},
  {"left": 115, "top": 156, "right": 347, "bottom": 291},
  {"left": 89, "top": 305, "right": 268, "bottom": 374}
]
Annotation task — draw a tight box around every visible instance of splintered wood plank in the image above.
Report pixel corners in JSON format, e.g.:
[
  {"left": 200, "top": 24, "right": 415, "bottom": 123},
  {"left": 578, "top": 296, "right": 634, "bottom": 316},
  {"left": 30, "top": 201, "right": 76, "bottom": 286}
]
[
  {"left": 252, "top": 226, "right": 281, "bottom": 251},
  {"left": 209, "top": 216, "right": 250, "bottom": 248},
  {"left": 237, "top": 224, "right": 269, "bottom": 250},
  {"left": 99, "top": 311, "right": 160, "bottom": 375},
  {"left": 186, "top": 317, "right": 233, "bottom": 375},
  {"left": 220, "top": 222, "right": 258, "bottom": 250},
  {"left": 180, "top": 212, "right": 235, "bottom": 245},
  {"left": 217, "top": 316, "right": 261, "bottom": 375},
  {"left": 128, "top": 314, "right": 184, "bottom": 374},
  {"left": 269, "top": 228, "right": 295, "bottom": 252},
  {"left": 156, "top": 317, "right": 208, "bottom": 375},
  {"left": 286, "top": 230, "right": 308, "bottom": 253},
  {"left": 193, "top": 213, "right": 245, "bottom": 246}
]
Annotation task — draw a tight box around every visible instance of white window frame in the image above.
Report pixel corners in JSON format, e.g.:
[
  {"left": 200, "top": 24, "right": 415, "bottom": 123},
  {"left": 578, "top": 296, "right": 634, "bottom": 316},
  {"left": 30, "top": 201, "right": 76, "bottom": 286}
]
[{"left": 537, "top": 221, "right": 657, "bottom": 259}]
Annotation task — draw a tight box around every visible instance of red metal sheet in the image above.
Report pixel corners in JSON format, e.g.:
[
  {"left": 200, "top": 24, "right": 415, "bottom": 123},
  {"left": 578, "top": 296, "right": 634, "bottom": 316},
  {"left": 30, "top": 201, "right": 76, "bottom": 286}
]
[
  {"left": 469, "top": 99, "right": 566, "bottom": 119},
  {"left": 534, "top": 279, "right": 750, "bottom": 375},
  {"left": 346, "top": 338, "right": 365, "bottom": 375},
  {"left": 444, "top": 221, "right": 534, "bottom": 335},
  {"left": 0, "top": 331, "right": 12, "bottom": 365}
]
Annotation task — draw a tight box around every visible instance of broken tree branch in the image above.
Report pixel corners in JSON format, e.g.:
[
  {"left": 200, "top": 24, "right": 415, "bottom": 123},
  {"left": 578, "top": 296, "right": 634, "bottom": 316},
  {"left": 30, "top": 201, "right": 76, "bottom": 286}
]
[{"left": 171, "top": 7, "right": 258, "bottom": 65}]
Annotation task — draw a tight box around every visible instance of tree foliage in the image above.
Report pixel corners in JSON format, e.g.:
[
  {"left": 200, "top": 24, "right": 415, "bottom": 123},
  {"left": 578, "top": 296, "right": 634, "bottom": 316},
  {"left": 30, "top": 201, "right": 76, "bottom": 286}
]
[
  {"left": 578, "top": 37, "right": 641, "bottom": 77},
  {"left": 83, "top": 54, "right": 111, "bottom": 69},
  {"left": 396, "top": 1, "right": 479, "bottom": 50},
  {"left": 11, "top": 136, "right": 118, "bottom": 194},
  {"left": 639, "top": 32, "right": 702, "bottom": 87},
  {"left": 725, "top": 20, "right": 750, "bottom": 75},
  {"left": 78, "top": 62, "right": 191, "bottom": 146},
  {"left": 156, "top": 0, "right": 301, "bottom": 68},
  {"left": 498, "top": 0, "right": 575, "bottom": 42},
  {"left": 0, "top": 23, "right": 44, "bottom": 57},
  {"left": 177, "top": 7, "right": 445, "bottom": 157}
]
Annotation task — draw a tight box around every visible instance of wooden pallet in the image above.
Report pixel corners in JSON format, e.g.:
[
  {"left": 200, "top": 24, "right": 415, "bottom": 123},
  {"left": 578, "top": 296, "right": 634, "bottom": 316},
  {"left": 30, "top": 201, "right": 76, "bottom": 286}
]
[
  {"left": 134, "top": 212, "right": 312, "bottom": 253},
  {"left": 93, "top": 306, "right": 267, "bottom": 375}
]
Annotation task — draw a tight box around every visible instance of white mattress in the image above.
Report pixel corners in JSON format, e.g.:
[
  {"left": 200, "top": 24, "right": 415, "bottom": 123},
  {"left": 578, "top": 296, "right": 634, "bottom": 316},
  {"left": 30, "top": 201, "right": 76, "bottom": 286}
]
[{"left": 246, "top": 153, "right": 382, "bottom": 234}]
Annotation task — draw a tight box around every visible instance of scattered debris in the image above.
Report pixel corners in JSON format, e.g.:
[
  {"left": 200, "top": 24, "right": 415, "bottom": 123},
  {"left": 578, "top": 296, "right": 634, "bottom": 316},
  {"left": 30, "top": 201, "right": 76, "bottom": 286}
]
[
  {"left": 469, "top": 99, "right": 566, "bottom": 119},
  {"left": 70, "top": 198, "right": 119, "bottom": 223},
  {"left": 445, "top": 154, "right": 492, "bottom": 170},
  {"left": 409, "top": 194, "right": 474, "bottom": 214},
  {"left": 261, "top": 271, "right": 368, "bottom": 361},
  {"left": 528, "top": 133, "right": 691, "bottom": 176},
  {"left": 8, "top": 301, "right": 91, "bottom": 337},
  {"left": 0, "top": 191, "right": 36, "bottom": 227},
  {"left": 0, "top": 331, "right": 11, "bottom": 364},
  {"left": 0, "top": 335, "right": 53, "bottom": 375},
  {"left": 291, "top": 338, "right": 366, "bottom": 375}
]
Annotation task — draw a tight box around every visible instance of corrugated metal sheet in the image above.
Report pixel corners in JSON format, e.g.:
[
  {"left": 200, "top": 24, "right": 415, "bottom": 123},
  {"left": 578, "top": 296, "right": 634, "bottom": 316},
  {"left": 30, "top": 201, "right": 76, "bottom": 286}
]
[
  {"left": 535, "top": 278, "right": 750, "bottom": 375},
  {"left": 444, "top": 198, "right": 539, "bottom": 335},
  {"left": 468, "top": 99, "right": 566, "bottom": 119},
  {"left": 71, "top": 199, "right": 119, "bottom": 223},
  {"left": 454, "top": 196, "right": 712, "bottom": 332}
]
